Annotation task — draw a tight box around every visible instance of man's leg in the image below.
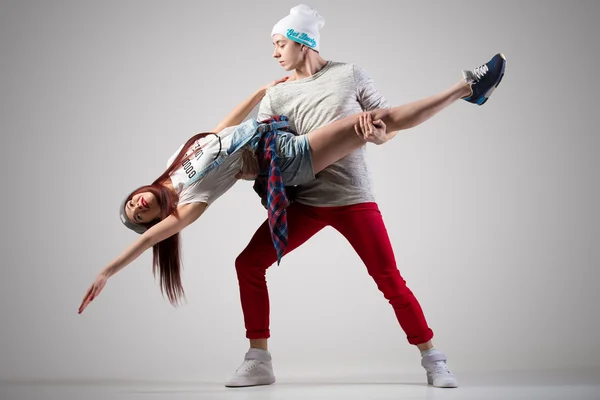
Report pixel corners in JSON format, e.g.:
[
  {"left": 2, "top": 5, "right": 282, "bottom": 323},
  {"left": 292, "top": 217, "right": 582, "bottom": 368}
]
[
  {"left": 329, "top": 202, "right": 458, "bottom": 388},
  {"left": 225, "top": 202, "right": 326, "bottom": 387}
]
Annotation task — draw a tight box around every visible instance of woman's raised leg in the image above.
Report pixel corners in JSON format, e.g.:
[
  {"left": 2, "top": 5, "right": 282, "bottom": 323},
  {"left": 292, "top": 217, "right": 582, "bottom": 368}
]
[{"left": 307, "top": 53, "right": 507, "bottom": 174}]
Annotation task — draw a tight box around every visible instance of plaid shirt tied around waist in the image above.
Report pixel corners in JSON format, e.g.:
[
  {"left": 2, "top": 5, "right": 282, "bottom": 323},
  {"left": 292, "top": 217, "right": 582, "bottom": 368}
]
[{"left": 252, "top": 116, "right": 297, "bottom": 265}]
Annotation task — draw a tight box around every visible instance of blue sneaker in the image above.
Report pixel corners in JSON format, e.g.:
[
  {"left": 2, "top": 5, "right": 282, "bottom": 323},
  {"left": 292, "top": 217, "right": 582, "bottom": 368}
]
[{"left": 462, "top": 53, "right": 506, "bottom": 105}]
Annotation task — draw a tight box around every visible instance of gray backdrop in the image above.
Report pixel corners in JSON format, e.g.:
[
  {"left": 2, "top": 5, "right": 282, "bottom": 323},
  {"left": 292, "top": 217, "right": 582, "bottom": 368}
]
[{"left": 1, "top": 0, "right": 598, "bottom": 383}]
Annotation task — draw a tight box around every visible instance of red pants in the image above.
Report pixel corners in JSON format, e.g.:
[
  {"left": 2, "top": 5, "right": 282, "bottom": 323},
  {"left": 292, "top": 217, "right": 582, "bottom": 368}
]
[{"left": 235, "top": 202, "right": 434, "bottom": 345}]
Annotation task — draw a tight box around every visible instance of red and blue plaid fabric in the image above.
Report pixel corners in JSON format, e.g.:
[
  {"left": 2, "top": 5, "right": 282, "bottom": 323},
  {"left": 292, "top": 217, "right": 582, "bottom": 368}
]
[{"left": 253, "top": 116, "right": 294, "bottom": 265}]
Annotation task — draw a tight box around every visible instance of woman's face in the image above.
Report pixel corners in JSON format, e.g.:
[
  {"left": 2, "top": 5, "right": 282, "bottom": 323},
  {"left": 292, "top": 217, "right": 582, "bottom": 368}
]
[{"left": 124, "top": 191, "right": 161, "bottom": 225}]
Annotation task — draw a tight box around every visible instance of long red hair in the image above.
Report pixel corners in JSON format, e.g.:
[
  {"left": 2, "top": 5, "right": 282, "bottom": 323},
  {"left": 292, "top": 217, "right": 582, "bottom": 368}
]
[{"left": 125, "top": 131, "right": 217, "bottom": 306}]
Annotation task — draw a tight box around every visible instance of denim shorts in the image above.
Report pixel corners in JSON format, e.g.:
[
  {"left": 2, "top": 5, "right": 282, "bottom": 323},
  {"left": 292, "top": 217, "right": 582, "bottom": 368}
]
[{"left": 275, "top": 131, "right": 315, "bottom": 186}]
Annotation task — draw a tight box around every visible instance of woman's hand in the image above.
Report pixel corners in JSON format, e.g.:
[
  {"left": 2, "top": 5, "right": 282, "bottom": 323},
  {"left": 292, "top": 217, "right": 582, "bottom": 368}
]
[
  {"left": 261, "top": 76, "right": 290, "bottom": 91},
  {"left": 78, "top": 272, "right": 109, "bottom": 314},
  {"left": 235, "top": 149, "right": 260, "bottom": 180},
  {"left": 354, "top": 112, "right": 388, "bottom": 145}
]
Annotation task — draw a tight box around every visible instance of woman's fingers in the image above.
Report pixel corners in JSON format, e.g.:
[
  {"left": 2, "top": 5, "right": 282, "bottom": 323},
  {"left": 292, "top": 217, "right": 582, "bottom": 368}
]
[
  {"left": 78, "top": 288, "right": 93, "bottom": 314},
  {"left": 81, "top": 285, "right": 93, "bottom": 305},
  {"left": 78, "top": 278, "right": 104, "bottom": 314}
]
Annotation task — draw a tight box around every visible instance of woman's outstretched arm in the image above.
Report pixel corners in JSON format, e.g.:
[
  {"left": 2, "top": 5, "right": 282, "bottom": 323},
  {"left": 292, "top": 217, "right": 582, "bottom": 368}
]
[
  {"left": 104, "top": 202, "right": 207, "bottom": 277},
  {"left": 78, "top": 202, "right": 207, "bottom": 314}
]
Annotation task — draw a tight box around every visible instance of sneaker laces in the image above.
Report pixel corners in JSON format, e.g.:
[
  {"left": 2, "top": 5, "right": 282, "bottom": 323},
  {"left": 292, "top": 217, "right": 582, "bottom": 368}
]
[
  {"left": 428, "top": 360, "right": 452, "bottom": 376},
  {"left": 235, "top": 359, "right": 261, "bottom": 374},
  {"left": 472, "top": 64, "right": 489, "bottom": 81}
]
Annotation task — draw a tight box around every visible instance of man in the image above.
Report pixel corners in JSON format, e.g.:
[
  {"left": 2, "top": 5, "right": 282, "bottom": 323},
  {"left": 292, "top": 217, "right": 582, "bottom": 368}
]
[{"left": 226, "top": 4, "right": 468, "bottom": 389}]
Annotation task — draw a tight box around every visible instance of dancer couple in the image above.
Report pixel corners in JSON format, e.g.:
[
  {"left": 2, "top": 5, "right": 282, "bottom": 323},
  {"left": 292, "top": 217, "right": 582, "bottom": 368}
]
[{"left": 78, "top": 4, "right": 507, "bottom": 389}]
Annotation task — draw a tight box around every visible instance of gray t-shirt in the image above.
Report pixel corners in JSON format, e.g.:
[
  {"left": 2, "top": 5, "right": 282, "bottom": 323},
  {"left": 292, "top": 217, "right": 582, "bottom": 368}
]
[{"left": 257, "top": 61, "right": 390, "bottom": 207}]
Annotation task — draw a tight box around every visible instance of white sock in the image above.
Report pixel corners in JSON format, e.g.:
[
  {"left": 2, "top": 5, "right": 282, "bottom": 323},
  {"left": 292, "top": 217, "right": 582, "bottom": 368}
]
[
  {"left": 247, "top": 347, "right": 271, "bottom": 362},
  {"left": 420, "top": 348, "right": 441, "bottom": 358}
]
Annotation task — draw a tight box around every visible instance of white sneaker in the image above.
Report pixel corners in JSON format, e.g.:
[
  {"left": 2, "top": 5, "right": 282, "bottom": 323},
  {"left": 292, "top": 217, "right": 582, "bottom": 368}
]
[
  {"left": 421, "top": 350, "right": 459, "bottom": 388},
  {"left": 224, "top": 348, "right": 276, "bottom": 387}
]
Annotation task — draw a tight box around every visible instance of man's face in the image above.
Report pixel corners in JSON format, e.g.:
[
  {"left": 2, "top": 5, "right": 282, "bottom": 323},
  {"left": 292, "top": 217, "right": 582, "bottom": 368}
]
[{"left": 271, "top": 34, "right": 305, "bottom": 71}]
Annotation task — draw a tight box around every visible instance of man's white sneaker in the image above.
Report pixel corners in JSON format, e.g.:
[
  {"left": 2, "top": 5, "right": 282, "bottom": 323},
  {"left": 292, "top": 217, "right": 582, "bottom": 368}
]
[
  {"left": 224, "top": 348, "right": 276, "bottom": 387},
  {"left": 421, "top": 350, "right": 459, "bottom": 388}
]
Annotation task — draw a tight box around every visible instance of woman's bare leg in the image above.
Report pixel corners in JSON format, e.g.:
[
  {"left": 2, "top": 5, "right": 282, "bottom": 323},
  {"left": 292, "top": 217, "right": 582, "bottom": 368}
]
[{"left": 307, "top": 79, "right": 471, "bottom": 174}]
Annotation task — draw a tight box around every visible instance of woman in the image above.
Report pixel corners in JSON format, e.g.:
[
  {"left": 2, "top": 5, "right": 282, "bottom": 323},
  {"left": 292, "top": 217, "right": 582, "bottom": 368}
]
[{"left": 78, "top": 53, "right": 506, "bottom": 314}]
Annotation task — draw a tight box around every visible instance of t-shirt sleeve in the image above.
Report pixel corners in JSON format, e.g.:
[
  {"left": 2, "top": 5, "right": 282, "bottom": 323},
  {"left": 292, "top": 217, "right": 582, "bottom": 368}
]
[
  {"left": 353, "top": 65, "right": 391, "bottom": 111},
  {"left": 257, "top": 90, "right": 275, "bottom": 121}
]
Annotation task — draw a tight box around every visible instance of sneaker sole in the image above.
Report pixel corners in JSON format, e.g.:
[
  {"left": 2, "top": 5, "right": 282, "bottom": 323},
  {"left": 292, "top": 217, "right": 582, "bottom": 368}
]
[
  {"left": 478, "top": 53, "right": 506, "bottom": 105},
  {"left": 427, "top": 374, "right": 459, "bottom": 388},
  {"left": 224, "top": 376, "right": 276, "bottom": 388}
]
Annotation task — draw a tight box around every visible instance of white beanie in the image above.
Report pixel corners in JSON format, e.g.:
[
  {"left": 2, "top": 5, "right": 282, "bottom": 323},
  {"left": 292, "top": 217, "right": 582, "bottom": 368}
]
[{"left": 271, "top": 4, "right": 325, "bottom": 51}]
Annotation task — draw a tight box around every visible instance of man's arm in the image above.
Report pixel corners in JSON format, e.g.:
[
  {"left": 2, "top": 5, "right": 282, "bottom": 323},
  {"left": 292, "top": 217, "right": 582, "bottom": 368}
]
[{"left": 354, "top": 65, "right": 399, "bottom": 141}]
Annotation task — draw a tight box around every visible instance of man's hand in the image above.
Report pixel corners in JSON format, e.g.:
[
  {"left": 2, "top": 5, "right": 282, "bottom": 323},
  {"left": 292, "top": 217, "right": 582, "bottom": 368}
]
[{"left": 354, "top": 112, "right": 388, "bottom": 145}]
